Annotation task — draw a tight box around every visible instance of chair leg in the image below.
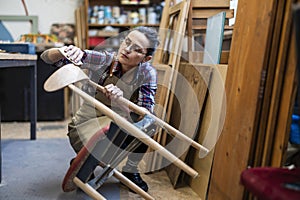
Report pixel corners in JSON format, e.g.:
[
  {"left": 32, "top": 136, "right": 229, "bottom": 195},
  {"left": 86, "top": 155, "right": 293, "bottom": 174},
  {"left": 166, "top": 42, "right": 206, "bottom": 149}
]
[
  {"left": 113, "top": 169, "right": 155, "bottom": 200},
  {"left": 73, "top": 168, "right": 155, "bottom": 200},
  {"left": 73, "top": 177, "right": 107, "bottom": 200}
]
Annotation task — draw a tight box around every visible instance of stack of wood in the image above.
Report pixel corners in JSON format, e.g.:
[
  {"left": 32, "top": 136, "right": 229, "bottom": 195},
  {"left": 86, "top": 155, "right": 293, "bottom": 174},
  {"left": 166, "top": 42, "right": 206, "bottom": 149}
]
[
  {"left": 208, "top": 0, "right": 299, "bottom": 199},
  {"left": 142, "top": 0, "right": 299, "bottom": 199},
  {"left": 141, "top": 1, "right": 234, "bottom": 199}
]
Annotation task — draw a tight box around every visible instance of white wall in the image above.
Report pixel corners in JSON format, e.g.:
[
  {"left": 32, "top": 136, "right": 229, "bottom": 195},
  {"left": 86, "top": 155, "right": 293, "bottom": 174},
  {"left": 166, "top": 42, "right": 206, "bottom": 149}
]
[{"left": 0, "top": 0, "right": 83, "bottom": 41}]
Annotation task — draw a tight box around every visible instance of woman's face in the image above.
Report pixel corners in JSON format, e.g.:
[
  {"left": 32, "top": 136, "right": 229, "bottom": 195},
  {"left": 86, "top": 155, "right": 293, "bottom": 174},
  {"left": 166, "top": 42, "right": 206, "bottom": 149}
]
[{"left": 117, "top": 30, "right": 151, "bottom": 73}]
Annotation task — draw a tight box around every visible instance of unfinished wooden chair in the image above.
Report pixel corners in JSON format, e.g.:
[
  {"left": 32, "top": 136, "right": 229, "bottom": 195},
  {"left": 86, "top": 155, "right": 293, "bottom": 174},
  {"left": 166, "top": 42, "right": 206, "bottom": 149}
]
[{"left": 43, "top": 63, "right": 210, "bottom": 199}]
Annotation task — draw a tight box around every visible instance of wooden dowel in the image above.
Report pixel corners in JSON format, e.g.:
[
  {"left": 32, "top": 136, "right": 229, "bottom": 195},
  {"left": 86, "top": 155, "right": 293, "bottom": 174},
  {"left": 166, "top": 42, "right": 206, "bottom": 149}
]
[
  {"left": 88, "top": 80, "right": 209, "bottom": 155},
  {"left": 73, "top": 177, "right": 106, "bottom": 200},
  {"left": 113, "top": 170, "right": 155, "bottom": 200},
  {"left": 68, "top": 84, "right": 199, "bottom": 178}
]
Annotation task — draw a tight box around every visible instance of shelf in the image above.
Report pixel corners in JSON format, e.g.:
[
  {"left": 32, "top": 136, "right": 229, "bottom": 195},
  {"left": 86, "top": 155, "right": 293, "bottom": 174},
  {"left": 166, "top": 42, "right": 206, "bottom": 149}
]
[
  {"left": 88, "top": 23, "right": 160, "bottom": 27},
  {"left": 84, "top": 0, "right": 163, "bottom": 49},
  {"left": 121, "top": 0, "right": 150, "bottom": 5}
]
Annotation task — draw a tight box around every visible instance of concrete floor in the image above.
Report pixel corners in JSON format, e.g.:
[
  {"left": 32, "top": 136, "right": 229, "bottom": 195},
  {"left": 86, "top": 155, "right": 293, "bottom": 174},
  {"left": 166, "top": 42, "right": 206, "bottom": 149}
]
[{"left": 1, "top": 119, "right": 201, "bottom": 200}]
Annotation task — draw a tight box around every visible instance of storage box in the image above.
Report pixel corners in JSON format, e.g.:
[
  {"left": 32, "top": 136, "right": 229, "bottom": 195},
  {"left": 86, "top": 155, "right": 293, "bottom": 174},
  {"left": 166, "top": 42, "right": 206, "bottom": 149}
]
[{"left": 0, "top": 43, "right": 35, "bottom": 54}]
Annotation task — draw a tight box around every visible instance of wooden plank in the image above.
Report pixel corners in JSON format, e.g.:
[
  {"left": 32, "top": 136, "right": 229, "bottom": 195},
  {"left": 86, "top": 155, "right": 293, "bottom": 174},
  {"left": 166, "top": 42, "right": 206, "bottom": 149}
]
[
  {"left": 295, "top": 0, "right": 300, "bottom": 118},
  {"left": 75, "top": 8, "right": 82, "bottom": 47},
  {"left": 187, "top": 1, "right": 193, "bottom": 61},
  {"left": 73, "top": 6, "right": 85, "bottom": 112},
  {"left": 188, "top": 50, "right": 230, "bottom": 64},
  {"left": 168, "top": 2, "right": 190, "bottom": 67},
  {"left": 271, "top": 31, "right": 298, "bottom": 166},
  {"left": 192, "top": 9, "right": 234, "bottom": 19},
  {"left": 191, "top": 25, "right": 233, "bottom": 30},
  {"left": 261, "top": 0, "right": 294, "bottom": 166},
  {"left": 220, "top": 50, "right": 230, "bottom": 64},
  {"left": 169, "top": 1, "right": 184, "bottom": 15},
  {"left": 207, "top": 0, "right": 279, "bottom": 199},
  {"left": 80, "top": 5, "right": 87, "bottom": 49},
  {"left": 140, "top": 66, "right": 171, "bottom": 172},
  {"left": 189, "top": 64, "right": 228, "bottom": 199},
  {"left": 249, "top": 0, "right": 283, "bottom": 168},
  {"left": 192, "top": 0, "right": 230, "bottom": 8},
  {"left": 166, "top": 62, "right": 212, "bottom": 187},
  {"left": 84, "top": 0, "right": 89, "bottom": 48},
  {"left": 64, "top": 88, "right": 69, "bottom": 119},
  {"left": 143, "top": 0, "right": 173, "bottom": 172},
  {"left": 146, "top": 0, "right": 191, "bottom": 174},
  {"left": 153, "top": 64, "right": 173, "bottom": 119},
  {"left": 151, "top": 65, "right": 172, "bottom": 162},
  {"left": 141, "top": 67, "right": 177, "bottom": 172},
  {"left": 161, "top": 0, "right": 191, "bottom": 181},
  {"left": 152, "top": 0, "right": 171, "bottom": 65}
]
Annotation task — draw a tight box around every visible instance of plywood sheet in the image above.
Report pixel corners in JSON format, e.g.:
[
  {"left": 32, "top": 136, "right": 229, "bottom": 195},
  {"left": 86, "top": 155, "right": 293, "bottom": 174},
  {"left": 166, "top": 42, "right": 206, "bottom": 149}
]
[
  {"left": 165, "top": 62, "right": 212, "bottom": 187},
  {"left": 189, "top": 64, "right": 228, "bottom": 199}
]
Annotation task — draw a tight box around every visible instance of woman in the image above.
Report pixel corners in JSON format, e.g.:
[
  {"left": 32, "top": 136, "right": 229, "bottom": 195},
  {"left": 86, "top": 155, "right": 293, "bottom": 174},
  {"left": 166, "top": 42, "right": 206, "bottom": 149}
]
[{"left": 41, "top": 26, "right": 159, "bottom": 192}]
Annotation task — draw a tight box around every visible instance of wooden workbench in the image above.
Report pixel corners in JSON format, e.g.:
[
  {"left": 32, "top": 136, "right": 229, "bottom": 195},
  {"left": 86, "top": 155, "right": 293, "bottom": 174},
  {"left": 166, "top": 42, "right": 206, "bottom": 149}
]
[{"left": 0, "top": 53, "right": 37, "bottom": 140}]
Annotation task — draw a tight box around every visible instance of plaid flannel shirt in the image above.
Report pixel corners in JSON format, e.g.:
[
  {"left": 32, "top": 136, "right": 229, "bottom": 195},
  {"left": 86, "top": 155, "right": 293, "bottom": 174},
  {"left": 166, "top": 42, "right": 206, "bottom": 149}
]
[{"left": 54, "top": 50, "right": 157, "bottom": 113}]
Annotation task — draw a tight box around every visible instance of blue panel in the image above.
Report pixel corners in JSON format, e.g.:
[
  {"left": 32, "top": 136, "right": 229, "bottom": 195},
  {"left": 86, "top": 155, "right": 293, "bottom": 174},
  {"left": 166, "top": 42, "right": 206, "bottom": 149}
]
[
  {"left": 203, "top": 12, "right": 226, "bottom": 64},
  {"left": 0, "top": 21, "right": 13, "bottom": 42}
]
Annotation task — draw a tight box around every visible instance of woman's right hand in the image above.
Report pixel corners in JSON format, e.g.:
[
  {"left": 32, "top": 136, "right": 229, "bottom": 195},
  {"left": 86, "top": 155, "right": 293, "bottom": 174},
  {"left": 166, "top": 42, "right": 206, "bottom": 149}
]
[{"left": 61, "top": 45, "right": 85, "bottom": 64}]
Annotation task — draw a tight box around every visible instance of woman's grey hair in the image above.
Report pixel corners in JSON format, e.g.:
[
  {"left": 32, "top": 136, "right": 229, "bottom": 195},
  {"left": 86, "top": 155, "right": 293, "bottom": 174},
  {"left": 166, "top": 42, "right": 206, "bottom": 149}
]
[{"left": 132, "top": 26, "right": 160, "bottom": 56}]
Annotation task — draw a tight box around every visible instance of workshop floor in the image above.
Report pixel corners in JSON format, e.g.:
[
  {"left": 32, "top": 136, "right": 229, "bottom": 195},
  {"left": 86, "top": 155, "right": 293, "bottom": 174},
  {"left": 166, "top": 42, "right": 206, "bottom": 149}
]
[{"left": 0, "top": 119, "right": 201, "bottom": 200}]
